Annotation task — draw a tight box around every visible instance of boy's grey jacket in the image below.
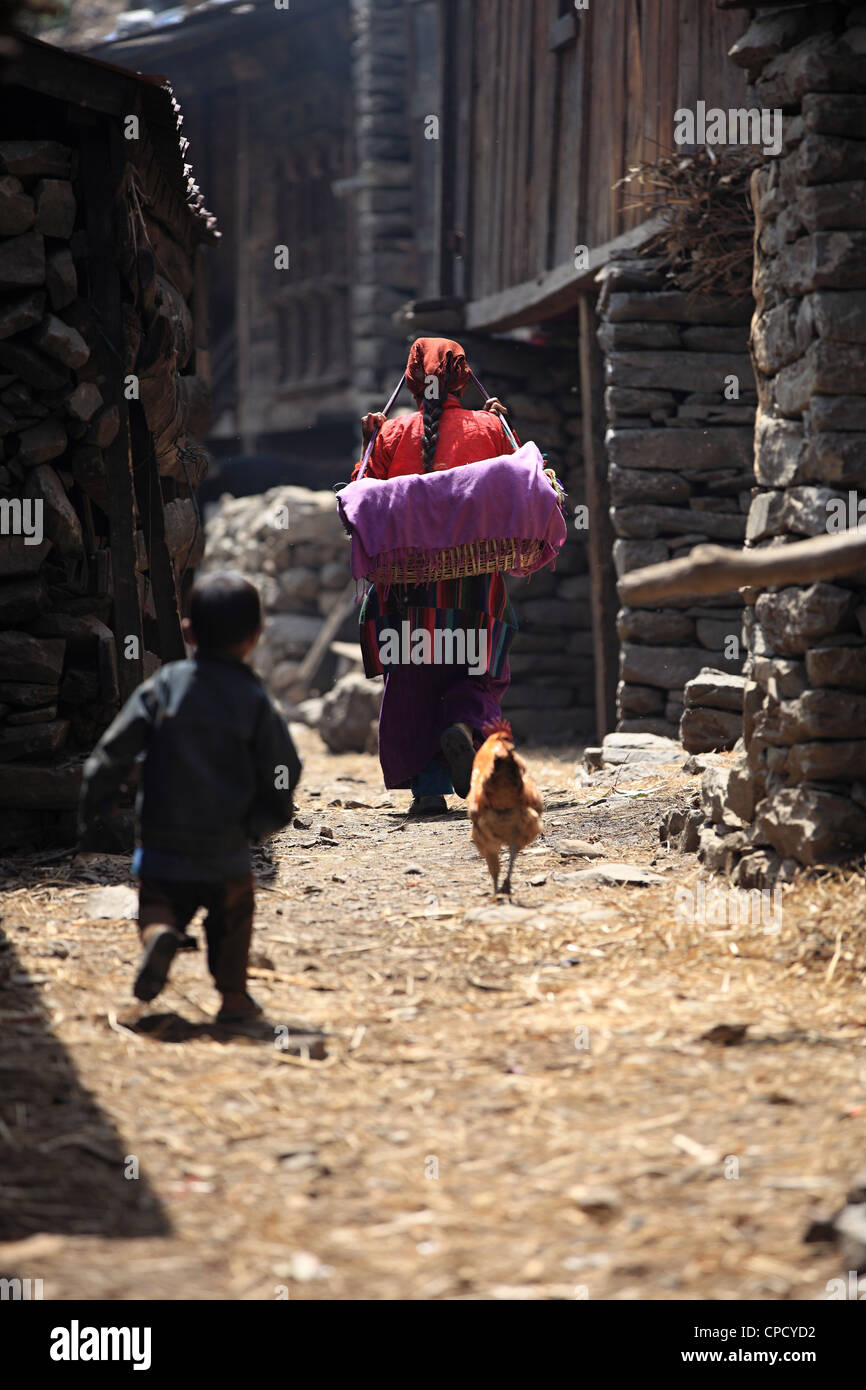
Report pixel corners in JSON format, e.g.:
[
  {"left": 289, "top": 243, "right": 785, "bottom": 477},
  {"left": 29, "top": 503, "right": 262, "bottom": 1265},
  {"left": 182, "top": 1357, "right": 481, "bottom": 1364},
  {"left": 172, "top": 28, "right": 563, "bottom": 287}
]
[{"left": 79, "top": 653, "right": 302, "bottom": 857}]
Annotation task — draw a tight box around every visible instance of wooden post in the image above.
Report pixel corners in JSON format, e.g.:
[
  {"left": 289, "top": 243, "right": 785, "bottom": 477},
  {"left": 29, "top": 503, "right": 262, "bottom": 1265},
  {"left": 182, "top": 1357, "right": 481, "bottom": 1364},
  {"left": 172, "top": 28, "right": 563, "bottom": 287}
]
[
  {"left": 579, "top": 292, "right": 618, "bottom": 741},
  {"left": 235, "top": 85, "right": 255, "bottom": 452},
  {"left": 78, "top": 121, "right": 144, "bottom": 702},
  {"left": 129, "top": 403, "right": 187, "bottom": 664},
  {"left": 193, "top": 244, "right": 212, "bottom": 391},
  {"left": 452, "top": 0, "right": 475, "bottom": 301},
  {"left": 438, "top": 0, "right": 458, "bottom": 298}
]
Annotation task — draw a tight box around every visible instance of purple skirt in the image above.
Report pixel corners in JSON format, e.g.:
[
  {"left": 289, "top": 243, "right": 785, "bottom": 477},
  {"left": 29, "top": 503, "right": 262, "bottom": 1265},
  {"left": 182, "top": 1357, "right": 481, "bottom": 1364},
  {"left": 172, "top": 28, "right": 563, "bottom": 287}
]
[{"left": 377, "top": 659, "right": 511, "bottom": 789}]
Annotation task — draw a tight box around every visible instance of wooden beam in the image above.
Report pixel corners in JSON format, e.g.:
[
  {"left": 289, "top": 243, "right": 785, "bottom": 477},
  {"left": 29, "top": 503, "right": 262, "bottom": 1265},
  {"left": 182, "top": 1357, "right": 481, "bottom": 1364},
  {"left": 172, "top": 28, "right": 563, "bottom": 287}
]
[
  {"left": 617, "top": 532, "right": 866, "bottom": 607},
  {"left": 78, "top": 122, "right": 145, "bottom": 702},
  {"left": 464, "top": 214, "right": 667, "bottom": 331},
  {"left": 579, "top": 293, "right": 618, "bottom": 741},
  {"left": 291, "top": 582, "right": 357, "bottom": 703},
  {"left": 6, "top": 36, "right": 133, "bottom": 119}
]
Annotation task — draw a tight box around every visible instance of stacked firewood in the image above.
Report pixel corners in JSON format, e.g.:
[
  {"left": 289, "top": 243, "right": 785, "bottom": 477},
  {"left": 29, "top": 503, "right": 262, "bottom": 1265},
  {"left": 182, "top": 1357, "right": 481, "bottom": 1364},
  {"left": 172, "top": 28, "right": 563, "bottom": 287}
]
[{"left": 0, "top": 136, "right": 208, "bottom": 850}]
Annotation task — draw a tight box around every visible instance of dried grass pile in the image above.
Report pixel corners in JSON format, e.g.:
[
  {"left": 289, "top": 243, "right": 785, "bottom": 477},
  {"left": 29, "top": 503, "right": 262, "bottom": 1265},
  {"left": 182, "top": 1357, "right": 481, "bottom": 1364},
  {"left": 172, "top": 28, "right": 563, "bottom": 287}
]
[{"left": 617, "top": 146, "right": 761, "bottom": 300}]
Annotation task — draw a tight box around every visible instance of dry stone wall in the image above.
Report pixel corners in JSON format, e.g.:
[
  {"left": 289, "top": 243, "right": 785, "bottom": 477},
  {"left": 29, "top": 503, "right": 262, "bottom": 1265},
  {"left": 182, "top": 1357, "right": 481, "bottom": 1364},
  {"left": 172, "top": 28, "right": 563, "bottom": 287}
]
[
  {"left": 699, "top": 1, "right": 866, "bottom": 879},
  {"left": 596, "top": 255, "right": 754, "bottom": 740}
]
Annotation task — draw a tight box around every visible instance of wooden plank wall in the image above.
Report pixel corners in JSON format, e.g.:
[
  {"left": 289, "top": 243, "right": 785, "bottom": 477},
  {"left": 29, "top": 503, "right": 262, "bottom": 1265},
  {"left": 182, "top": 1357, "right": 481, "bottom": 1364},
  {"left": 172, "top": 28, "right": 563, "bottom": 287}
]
[{"left": 458, "top": 0, "right": 748, "bottom": 303}]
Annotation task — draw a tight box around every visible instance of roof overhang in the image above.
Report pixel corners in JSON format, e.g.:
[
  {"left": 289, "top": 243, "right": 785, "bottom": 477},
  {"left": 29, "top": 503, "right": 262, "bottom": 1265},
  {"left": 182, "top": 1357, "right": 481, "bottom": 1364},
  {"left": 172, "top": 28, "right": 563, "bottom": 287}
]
[{"left": 463, "top": 216, "right": 668, "bottom": 332}]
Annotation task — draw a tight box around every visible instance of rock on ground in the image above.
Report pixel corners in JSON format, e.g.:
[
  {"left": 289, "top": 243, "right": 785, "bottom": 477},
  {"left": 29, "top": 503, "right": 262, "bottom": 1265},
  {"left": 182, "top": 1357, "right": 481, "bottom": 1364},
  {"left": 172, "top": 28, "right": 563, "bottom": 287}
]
[{"left": 318, "top": 673, "right": 382, "bottom": 754}]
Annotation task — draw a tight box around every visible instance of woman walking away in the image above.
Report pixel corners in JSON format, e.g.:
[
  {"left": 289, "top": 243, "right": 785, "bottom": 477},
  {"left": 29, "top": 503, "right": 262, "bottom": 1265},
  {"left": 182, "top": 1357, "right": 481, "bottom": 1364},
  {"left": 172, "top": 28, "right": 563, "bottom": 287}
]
[{"left": 352, "top": 336, "right": 519, "bottom": 818}]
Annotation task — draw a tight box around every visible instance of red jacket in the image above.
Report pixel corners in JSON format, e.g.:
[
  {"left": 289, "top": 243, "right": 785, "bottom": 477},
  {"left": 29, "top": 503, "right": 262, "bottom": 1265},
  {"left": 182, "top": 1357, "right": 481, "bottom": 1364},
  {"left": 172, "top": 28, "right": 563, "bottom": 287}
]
[{"left": 352, "top": 395, "right": 513, "bottom": 481}]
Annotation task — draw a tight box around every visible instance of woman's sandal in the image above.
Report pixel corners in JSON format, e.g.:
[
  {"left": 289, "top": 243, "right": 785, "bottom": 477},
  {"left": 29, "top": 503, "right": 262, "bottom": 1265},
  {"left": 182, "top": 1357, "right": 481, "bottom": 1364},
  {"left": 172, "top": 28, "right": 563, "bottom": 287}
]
[
  {"left": 406, "top": 795, "right": 448, "bottom": 817},
  {"left": 440, "top": 723, "right": 475, "bottom": 799}
]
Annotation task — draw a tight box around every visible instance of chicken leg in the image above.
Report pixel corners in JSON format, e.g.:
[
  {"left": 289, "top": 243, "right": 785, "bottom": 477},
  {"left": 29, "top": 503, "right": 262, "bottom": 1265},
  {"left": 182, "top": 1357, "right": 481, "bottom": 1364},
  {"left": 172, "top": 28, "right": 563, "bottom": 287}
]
[{"left": 500, "top": 844, "right": 518, "bottom": 897}]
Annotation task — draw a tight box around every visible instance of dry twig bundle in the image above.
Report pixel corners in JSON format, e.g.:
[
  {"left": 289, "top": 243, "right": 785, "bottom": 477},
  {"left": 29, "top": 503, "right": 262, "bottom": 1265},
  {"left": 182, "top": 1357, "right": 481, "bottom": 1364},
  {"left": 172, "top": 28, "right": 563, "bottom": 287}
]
[{"left": 617, "top": 145, "right": 761, "bottom": 300}]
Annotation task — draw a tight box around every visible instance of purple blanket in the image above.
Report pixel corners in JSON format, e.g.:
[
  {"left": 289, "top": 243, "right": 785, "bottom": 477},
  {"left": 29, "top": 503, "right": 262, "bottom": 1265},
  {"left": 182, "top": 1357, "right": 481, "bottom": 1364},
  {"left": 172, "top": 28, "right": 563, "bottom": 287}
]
[{"left": 337, "top": 440, "right": 566, "bottom": 581}]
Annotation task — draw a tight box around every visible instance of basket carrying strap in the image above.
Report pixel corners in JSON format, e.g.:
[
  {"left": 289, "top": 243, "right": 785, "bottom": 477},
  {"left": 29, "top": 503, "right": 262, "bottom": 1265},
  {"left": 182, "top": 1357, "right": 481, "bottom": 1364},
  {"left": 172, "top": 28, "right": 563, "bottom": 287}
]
[
  {"left": 468, "top": 369, "right": 520, "bottom": 453},
  {"left": 356, "top": 373, "right": 407, "bottom": 480},
  {"left": 355, "top": 365, "right": 520, "bottom": 481}
]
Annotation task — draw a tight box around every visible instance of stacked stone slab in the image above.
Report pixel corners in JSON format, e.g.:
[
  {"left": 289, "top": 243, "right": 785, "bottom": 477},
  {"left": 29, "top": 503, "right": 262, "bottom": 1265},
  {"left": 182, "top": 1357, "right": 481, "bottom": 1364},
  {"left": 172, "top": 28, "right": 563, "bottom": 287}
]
[
  {"left": 704, "top": 1, "right": 866, "bottom": 878},
  {"left": 681, "top": 668, "right": 749, "bottom": 754},
  {"left": 596, "top": 255, "right": 754, "bottom": 739}
]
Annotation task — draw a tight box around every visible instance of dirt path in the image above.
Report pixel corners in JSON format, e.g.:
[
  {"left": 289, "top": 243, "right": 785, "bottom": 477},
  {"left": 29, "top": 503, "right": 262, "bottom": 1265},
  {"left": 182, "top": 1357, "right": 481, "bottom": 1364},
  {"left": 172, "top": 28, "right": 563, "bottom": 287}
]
[{"left": 1, "top": 729, "right": 864, "bottom": 1301}]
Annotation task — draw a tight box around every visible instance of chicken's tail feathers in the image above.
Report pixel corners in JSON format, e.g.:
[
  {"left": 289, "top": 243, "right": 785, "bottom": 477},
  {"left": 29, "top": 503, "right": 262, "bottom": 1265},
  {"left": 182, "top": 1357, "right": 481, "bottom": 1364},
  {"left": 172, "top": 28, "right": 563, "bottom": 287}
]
[{"left": 481, "top": 718, "right": 513, "bottom": 741}]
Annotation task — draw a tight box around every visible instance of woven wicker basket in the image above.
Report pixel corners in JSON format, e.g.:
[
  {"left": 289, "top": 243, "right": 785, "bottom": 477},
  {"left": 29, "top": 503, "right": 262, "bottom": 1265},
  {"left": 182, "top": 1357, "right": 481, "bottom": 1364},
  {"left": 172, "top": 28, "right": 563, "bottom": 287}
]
[{"left": 370, "top": 538, "right": 545, "bottom": 587}]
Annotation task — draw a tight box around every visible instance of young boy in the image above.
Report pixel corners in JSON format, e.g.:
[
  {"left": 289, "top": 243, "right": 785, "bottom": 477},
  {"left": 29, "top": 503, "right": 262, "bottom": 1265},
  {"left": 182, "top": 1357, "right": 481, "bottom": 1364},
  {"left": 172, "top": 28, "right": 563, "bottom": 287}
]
[{"left": 79, "top": 571, "right": 301, "bottom": 1023}]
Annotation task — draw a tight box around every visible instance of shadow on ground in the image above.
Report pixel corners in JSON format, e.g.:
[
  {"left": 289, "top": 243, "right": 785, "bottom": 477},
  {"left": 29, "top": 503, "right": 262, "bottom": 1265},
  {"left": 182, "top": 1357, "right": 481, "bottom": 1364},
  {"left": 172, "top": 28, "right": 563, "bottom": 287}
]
[{"left": 0, "top": 927, "right": 170, "bottom": 1244}]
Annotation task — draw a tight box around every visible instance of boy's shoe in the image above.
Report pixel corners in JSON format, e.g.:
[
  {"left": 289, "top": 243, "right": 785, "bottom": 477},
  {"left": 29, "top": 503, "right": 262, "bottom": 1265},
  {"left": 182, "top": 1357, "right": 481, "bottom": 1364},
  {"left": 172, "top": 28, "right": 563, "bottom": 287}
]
[
  {"left": 216, "top": 992, "right": 263, "bottom": 1025},
  {"left": 440, "top": 723, "right": 475, "bottom": 799},
  {"left": 133, "top": 927, "right": 180, "bottom": 1002},
  {"left": 407, "top": 795, "right": 448, "bottom": 818}
]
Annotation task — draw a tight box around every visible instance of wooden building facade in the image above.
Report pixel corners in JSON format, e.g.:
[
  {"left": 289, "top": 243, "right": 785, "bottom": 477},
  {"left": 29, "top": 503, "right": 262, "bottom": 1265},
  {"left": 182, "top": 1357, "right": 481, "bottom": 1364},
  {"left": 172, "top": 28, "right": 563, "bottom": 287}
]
[{"left": 413, "top": 0, "right": 747, "bottom": 323}]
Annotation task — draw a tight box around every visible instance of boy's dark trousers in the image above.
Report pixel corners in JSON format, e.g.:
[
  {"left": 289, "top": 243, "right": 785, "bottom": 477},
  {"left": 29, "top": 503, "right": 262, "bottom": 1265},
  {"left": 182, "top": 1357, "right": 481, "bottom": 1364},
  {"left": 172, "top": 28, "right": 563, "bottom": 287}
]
[{"left": 138, "top": 875, "right": 255, "bottom": 994}]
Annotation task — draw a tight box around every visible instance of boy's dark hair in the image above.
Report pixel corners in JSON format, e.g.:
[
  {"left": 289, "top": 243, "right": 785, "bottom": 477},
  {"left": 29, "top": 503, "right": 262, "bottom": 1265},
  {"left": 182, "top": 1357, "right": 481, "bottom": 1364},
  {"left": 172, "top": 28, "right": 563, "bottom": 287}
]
[{"left": 189, "top": 571, "right": 262, "bottom": 651}]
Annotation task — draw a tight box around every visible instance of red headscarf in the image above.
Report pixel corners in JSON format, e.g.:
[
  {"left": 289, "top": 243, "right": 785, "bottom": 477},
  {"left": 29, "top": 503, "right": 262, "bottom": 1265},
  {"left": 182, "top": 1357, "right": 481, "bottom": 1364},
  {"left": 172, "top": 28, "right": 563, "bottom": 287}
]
[{"left": 404, "top": 337, "right": 471, "bottom": 403}]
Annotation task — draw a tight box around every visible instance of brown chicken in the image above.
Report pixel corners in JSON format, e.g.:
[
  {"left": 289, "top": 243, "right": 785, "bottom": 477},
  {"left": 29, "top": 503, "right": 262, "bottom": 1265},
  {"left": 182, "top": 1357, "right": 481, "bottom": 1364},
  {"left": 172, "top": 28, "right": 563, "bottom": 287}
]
[{"left": 467, "top": 720, "right": 543, "bottom": 896}]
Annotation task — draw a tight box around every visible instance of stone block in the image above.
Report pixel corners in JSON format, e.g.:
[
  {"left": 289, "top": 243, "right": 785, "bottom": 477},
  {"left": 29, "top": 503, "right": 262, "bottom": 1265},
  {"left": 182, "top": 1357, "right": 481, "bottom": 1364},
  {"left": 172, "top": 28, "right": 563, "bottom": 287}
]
[
  {"left": 616, "top": 607, "right": 696, "bottom": 645},
  {"left": 606, "top": 350, "right": 753, "bottom": 395},
  {"left": 33, "top": 179, "right": 76, "bottom": 238},
  {"left": 755, "top": 583, "right": 855, "bottom": 655},
  {"left": 754, "top": 411, "right": 804, "bottom": 488},
  {"left": 621, "top": 643, "right": 739, "bottom": 691},
  {"left": 682, "top": 707, "right": 742, "bottom": 754},
  {"left": 607, "top": 426, "right": 753, "bottom": 474},
  {"left": 756, "top": 785, "right": 866, "bottom": 864},
  {"left": 612, "top": 539, "right": 668, "bottom": 577},
  {"left": 0, "top": 229, "right": 44, "bottom": 292},
  {"left": 806, "top": 645, "right": 866, "bottom": 689}
]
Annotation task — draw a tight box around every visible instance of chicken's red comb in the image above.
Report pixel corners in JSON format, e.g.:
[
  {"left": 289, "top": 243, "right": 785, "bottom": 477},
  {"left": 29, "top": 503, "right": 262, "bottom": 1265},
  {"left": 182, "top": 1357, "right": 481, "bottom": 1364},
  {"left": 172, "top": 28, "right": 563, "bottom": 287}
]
[{"left": 481, "top": 718, "right": 513, "bottom": 740}]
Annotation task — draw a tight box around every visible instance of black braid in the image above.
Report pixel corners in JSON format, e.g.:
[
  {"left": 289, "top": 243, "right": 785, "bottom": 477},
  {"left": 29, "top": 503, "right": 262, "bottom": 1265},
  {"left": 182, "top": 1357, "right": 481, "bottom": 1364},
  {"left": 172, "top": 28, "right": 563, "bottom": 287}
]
[
  {"left": 421, "top": 393, "right": 445, "bottom": 473},
  {"left": 420, "top": 363, "right": 460, "bottom": 472}
]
